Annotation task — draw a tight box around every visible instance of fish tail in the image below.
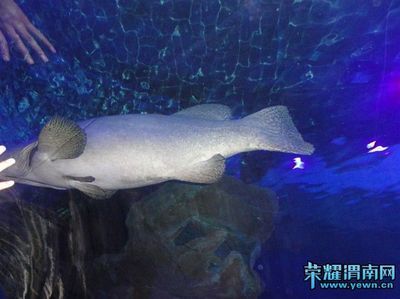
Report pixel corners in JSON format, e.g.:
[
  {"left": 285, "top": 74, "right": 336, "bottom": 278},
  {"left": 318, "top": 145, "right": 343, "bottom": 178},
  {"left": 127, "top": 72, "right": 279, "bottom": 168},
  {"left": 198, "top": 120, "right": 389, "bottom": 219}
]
[{"left": 240, "top": 106, "right": 315, "bottom": 155}]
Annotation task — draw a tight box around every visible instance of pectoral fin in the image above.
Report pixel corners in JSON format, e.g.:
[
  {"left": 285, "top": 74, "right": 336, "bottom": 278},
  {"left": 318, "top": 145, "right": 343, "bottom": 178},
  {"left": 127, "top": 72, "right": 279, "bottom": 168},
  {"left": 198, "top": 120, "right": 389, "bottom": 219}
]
[
  {"left": 177, "top": 154, "right": 225, "bottom": 184},
  {"left": 38, "top": 116, "right": 87, "bottom": 161},
  {"left": 69, "top": 180, "right": 116, "bottom": 199},
  {"left": 64, "top": 175, "right": 95, "bottom": 183}
]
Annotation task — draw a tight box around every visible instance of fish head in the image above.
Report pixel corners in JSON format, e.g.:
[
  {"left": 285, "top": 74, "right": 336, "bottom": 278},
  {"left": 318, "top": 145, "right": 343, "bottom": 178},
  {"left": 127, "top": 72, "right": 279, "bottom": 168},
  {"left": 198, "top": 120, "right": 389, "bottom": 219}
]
[
  {"left": 0, "top": 141, "right": 41, "bottom": 184},
  {"left": 1, "top": 116, "right": 88, "bottom": 190}
]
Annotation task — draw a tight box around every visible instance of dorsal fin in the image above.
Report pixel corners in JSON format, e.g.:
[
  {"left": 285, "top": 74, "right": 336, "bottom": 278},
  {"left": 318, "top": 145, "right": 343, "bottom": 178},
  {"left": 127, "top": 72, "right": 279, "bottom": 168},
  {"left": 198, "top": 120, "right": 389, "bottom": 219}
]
[
  {"left": 38, "top": 116, "right": 87, "bottom": 161},
  {"left": 173, "top": 104, "right": 232, "bottom": 120}
]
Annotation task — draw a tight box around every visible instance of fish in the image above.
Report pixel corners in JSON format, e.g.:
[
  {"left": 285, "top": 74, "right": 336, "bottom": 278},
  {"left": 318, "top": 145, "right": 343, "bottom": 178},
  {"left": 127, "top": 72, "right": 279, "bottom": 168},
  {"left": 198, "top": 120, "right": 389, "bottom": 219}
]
[{"left": 0, "top": 104, "right": 314, "bottom": 199}]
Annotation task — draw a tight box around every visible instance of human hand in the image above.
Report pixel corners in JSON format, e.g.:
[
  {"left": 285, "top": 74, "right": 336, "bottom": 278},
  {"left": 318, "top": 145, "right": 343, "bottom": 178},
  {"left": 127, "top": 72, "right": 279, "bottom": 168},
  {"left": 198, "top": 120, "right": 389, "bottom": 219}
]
[
  {"left": 0, "top": 0, "right": 56, "bottom": 64},
  {"left": 0, "top": 145, "right": 15, "bottom": 190}
]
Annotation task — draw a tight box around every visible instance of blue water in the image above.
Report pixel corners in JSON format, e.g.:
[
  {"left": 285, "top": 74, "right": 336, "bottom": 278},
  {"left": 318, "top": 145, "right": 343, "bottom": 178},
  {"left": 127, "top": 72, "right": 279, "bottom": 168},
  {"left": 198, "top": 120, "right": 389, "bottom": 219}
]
[{"left": 1, "top": 0, "right": 400, "bottom": 298}]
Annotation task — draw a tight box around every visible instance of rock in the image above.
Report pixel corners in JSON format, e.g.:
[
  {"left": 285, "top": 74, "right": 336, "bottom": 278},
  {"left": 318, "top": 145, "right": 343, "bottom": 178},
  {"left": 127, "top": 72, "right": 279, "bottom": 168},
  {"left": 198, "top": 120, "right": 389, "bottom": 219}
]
[
  {"left": 0, "top": 176, "right": 277, "bottom": 299},
  {"left": 0, "top": 190, "right": 65, "bottom": 299},
  {"left": 91, "top": 176, "right": 278, "bottom": 298}
]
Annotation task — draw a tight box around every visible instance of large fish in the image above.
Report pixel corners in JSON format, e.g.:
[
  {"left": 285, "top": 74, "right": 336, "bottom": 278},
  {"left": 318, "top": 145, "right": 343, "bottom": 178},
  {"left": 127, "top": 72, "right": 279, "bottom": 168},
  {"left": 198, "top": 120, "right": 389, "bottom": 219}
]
[{"left": 0, "top": 104, "right": 314, "bottom": 199}]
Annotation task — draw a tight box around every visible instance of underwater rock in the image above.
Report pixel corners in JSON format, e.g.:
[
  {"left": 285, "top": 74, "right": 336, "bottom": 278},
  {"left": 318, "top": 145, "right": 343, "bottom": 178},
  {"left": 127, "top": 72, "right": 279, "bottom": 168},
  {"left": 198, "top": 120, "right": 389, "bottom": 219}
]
[
  {"left": 90, "top": 176, "right": 277, "bottom": 298},
  {"left": 0, "top": 176, "right": 277, "bottom": 299}
]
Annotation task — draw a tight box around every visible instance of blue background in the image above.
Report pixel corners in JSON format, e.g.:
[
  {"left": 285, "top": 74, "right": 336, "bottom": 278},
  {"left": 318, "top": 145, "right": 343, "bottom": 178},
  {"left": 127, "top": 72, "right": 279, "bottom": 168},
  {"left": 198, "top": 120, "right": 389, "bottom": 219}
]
[{"left": 1, "top": 0, "right": 400, "bottom": 298}]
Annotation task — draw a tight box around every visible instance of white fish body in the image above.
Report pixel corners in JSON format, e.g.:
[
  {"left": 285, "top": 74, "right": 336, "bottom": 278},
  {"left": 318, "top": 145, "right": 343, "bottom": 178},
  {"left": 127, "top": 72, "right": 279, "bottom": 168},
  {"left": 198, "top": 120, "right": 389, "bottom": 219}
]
[{"left": 2, "top": 104, "right": 314, "bottom": 199}]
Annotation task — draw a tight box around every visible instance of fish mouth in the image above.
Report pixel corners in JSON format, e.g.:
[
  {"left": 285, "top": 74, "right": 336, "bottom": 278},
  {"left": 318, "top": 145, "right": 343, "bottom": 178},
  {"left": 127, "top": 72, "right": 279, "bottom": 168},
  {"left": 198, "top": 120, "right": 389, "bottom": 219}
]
[
  {"left": 0, "top": 169, "right": 14, "bottom": 181},
  {"left": 4, "top": 175, "right": 37, "bottom": 184},
  {"left": 3, "top": 175, "right": 66, "bottom": 190}
]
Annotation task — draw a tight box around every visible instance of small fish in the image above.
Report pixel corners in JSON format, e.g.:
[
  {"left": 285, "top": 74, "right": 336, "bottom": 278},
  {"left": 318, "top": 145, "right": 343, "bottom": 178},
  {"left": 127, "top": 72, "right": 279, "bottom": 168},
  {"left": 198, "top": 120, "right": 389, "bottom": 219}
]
[
  {"left": 367, "top": 141, "right": 377, "bottom": 149},
  {"left": 366, "top": 141, "right": 388, "bottom": 153},
  {"left": 293, "top": 157, "right": 305, "bottom": 169},
  {"left": 368, "top": 146, "right": 388, "bottom": 153},
  {"left": 0, "top": 104, "right": 314, "bottom": 199}
]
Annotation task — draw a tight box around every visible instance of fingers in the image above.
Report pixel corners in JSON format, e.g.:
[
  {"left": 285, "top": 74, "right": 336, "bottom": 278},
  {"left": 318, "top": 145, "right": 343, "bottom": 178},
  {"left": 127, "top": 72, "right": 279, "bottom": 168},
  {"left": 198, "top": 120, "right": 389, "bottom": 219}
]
[
  {"left": 26, "top": 23, "right": 56, "bottom": 53},
  {"left": 0, "top": 0, "right": 55, "bottom": 64},
  {"left": 0, "top": 146, "right": 16, "bottom": 190},
  {"left": 4, "top": 24, "right": 34, "bottom": 64},
  {"left": 0, "top": 30, "right": 10, "bottom": 61},
  {"left": 0, "top": 180, "right": 14, "bottom": 191},
  {"left": 15, "top": 24, "right": 48, "bottom": 62},
  {"left": 0, "top": 158, "right": 15, "bottom": 172},
  {"left": 0, "top": 146, "right": 16, "bottom": 172},
  {"left": 2, "top": 23, "right": 55, "bottom": 64},
  {"left": 0, "top": 145, "right": 6, "bottom": 155}
]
